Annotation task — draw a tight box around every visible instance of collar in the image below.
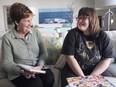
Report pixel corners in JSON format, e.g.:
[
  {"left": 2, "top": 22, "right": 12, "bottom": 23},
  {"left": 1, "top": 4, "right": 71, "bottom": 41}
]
[{"left": 12, "top": 29, "right": 32, "bottom": 39}]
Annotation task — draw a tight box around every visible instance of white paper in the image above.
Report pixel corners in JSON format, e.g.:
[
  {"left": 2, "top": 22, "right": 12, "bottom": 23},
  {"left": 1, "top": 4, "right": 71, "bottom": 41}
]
[{"left": 18, "top": 64, "right": 46, "bottom": 74}]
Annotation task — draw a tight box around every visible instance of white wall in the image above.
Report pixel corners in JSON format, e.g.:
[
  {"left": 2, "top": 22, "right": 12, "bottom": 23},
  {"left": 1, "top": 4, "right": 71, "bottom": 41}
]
[
  {"left": 95, "top": 0, "right": 116, "bottom": 9},
  {"left": 95, "top": 0, "right": 116, "bottom": 31},
  {"left": 0, "top": 0, "right": 94, "bottom": 35}
]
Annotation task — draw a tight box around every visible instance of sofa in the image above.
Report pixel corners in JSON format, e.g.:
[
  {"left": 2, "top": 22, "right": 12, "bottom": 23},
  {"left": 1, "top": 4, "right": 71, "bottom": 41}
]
[{"left": 0, "top": 30, "right": 116, "bottom": 87}]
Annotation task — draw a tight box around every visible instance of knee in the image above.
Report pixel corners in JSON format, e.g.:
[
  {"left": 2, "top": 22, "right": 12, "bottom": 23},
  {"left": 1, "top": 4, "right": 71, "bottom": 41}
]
[{"left": 47, "top": 73, "right": 54, "bottom": 84}]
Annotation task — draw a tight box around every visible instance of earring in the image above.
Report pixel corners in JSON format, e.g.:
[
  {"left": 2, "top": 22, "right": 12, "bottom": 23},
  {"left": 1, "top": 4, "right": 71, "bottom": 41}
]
[
  {"left": 15, "top": 21, "right": 18, "bottom": 25},
  {"left": 17, "top": 27, "right": 19, "bottom": 31},
  {"left": 15, "top": 22, "right": 19, "bottom": 31}
]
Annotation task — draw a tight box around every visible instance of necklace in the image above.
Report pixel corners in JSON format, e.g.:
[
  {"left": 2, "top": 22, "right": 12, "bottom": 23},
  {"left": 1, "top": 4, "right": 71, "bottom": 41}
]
[{"left": 86, "top": 41, "right": 94, "bottom": 50}]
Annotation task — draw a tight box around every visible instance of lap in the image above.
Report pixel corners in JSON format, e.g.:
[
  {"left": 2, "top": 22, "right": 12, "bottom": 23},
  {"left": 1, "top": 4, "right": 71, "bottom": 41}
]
[
  {"left": 61, "top": 66, "right": 76, "bottom": 87},
  {"left": 11, "top": 69, "right": 54, "bottom": 87}
]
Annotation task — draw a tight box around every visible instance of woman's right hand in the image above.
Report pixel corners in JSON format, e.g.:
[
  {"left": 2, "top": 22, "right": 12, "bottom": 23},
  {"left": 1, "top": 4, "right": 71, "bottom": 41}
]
[
  {"left": 20, "top": 69, "right": 36, "bottom": 79},
  {"left": 66, "top": 55, "right": 85, "bottom": 76}
]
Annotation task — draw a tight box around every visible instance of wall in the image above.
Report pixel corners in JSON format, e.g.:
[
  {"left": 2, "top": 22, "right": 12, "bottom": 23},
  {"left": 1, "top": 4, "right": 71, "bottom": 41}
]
[
  {"left": 95, "top": 0, "right": 116, "bottom": 9},
  {"left": 0, "top": 0, "right": 94, "bottom": 36},
  {"left": 95, "top": 0, "right": 116, "bottom": 31}
]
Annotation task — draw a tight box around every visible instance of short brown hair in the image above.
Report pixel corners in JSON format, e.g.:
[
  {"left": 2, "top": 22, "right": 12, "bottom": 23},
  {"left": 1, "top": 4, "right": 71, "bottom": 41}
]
[
  {"left": 10, "top": 2, "right": 33, "bottom": 23},
  {"left": 78, "top": 7, "right": 100, "bottom": 36}
]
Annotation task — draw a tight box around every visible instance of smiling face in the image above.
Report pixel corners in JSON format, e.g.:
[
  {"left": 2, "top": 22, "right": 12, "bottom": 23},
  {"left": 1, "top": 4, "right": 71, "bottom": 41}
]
[
  {"left": 16, "top": 15, "right": 33, "bottom": 34},
  {"left": 76, "top": 7, "right": 100, "bottom": 36},
  {"left": 10, "top": 3, "right": 34, "bottom": 35},
  {"left": 77, "top": 16, "right": 90, "bottom": 35}
]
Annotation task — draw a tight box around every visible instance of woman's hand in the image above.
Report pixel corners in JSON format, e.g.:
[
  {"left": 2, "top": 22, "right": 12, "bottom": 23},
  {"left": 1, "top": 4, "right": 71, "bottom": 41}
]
[
  {"left": 66, "top": 55, "right": 85, "bottom": 76},
  {"left": 32, "top": 65, "right": 43, "bottom": 71},
  {"left": 20, "top": 69, "right": 35, "bottom": 79},
  {"left": 91, "top": 58, "right": 111, "bottom": 75},
  {"left": 20, "top": 65, "right": 43, "bottom": 78}
]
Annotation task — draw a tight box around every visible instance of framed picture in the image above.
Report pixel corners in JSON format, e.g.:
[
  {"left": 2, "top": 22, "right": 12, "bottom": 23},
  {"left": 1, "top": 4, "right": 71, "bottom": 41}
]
[
  {"left": 3, "top": 5, "right": 13, "bottom": 31},
  {"left": 38, "top": 8, "right": 73, "bottom": 28}
]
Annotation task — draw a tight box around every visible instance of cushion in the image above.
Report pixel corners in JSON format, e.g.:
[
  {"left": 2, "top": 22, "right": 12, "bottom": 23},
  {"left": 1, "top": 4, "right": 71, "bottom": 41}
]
[
  {"left": 0, "top": 78, "right": 16, "bottom": 87},
  {"left": 0, "top": 49, "right": 7, "bottom": 79},
  {"left": 54, "top": 54, "right": 66, "bottom": 70},
  {"left": 107, "top": 63, "right": 116, "bottom": 77},
  {"left": 111, "top": 39, "right": 116, "bottom": 62},
  {"left": 42, "top": 32, "right": 67, "bottom": 65},
  {"left": 44, "top": 37, "right": 62, "bottom": 65},
  {"left": 105, "top": 31, "right": 116, "bottom": 62}
]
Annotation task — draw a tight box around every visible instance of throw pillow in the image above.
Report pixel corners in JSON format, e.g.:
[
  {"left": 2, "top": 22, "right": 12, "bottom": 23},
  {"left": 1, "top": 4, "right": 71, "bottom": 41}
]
[
  {"left": 43, "top": 36, "right": 62, "bottom": 65},
  {"left": 54, "top": 54, "right": 66, "bottom": 70},
  {"left": 42, "top": 32, "right": 63, "bottom": 65},
  {"left": 42, "top": 32, "right": 67, "bottom": 65}
]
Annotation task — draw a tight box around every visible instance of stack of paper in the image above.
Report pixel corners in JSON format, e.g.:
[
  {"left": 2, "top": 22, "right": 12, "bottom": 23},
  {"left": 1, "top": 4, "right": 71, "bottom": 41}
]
[
  {"left": 66, "top": 75, "right": 115, "bottom": 87},
  {"left": 18, "top": 64, "right": 46, "bottom": 74}
]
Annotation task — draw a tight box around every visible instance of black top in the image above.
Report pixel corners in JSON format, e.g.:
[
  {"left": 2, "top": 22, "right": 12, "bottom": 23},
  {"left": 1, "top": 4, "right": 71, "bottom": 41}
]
[{"left": 61, "top": 27, "right": 115, "bottom": 70}]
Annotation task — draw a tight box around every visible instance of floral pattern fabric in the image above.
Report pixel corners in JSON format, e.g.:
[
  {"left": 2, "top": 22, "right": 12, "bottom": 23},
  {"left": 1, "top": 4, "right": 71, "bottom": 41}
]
[{"left": 43, "top": 34, "right": 64, "bottom": 65}]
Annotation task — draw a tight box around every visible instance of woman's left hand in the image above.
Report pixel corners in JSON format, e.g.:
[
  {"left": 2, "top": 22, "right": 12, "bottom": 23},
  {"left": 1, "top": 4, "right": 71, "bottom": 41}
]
[{"left": 32, "top": 65, "right": 43, "bottom": 71}]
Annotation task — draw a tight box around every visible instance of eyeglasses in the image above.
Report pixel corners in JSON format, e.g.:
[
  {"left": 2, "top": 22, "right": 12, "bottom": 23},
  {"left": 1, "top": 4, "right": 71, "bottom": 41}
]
[{"left": 76, "top": 16, "right": 89, "bottom": 21}]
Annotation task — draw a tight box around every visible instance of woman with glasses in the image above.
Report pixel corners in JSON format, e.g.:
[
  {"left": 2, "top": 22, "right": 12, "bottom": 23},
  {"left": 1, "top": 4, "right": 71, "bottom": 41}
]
[{"left": 61, "top": 7, "right": 115, "bottom": 87}]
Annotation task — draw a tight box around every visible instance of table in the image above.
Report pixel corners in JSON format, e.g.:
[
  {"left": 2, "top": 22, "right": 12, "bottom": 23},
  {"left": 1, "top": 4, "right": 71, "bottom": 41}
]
[
  {"left": 105, "top": 77, "right": 116, "bottom": 86},
  {"left": 66, "top": 76, "right": 116, "bottom": 87}
]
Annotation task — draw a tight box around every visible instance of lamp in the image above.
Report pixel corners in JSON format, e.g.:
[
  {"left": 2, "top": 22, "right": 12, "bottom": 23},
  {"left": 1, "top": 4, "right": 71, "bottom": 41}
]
[{"left": 102, "top": 8, "right": 114, "bottom": 31}]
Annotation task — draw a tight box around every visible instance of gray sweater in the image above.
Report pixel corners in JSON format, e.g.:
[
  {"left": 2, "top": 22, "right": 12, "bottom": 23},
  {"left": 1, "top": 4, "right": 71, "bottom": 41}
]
[{"left": 1, "top": 28, "right": 48, "bottom": 80}]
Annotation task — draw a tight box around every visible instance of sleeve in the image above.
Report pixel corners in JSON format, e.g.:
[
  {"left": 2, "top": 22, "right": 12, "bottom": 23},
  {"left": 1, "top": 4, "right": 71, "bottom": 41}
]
[
  {"left": 2, "top": 35, "right": 21, "bottom": 75},
  {"left": 61, "top": 30, "right": 77, "bottom": 55},
  {"left": 101, "top": 31, "right": 116, "bottom": 59},
  {"left": 36, "top": 29, "right": 48, "bottom": 66}
]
